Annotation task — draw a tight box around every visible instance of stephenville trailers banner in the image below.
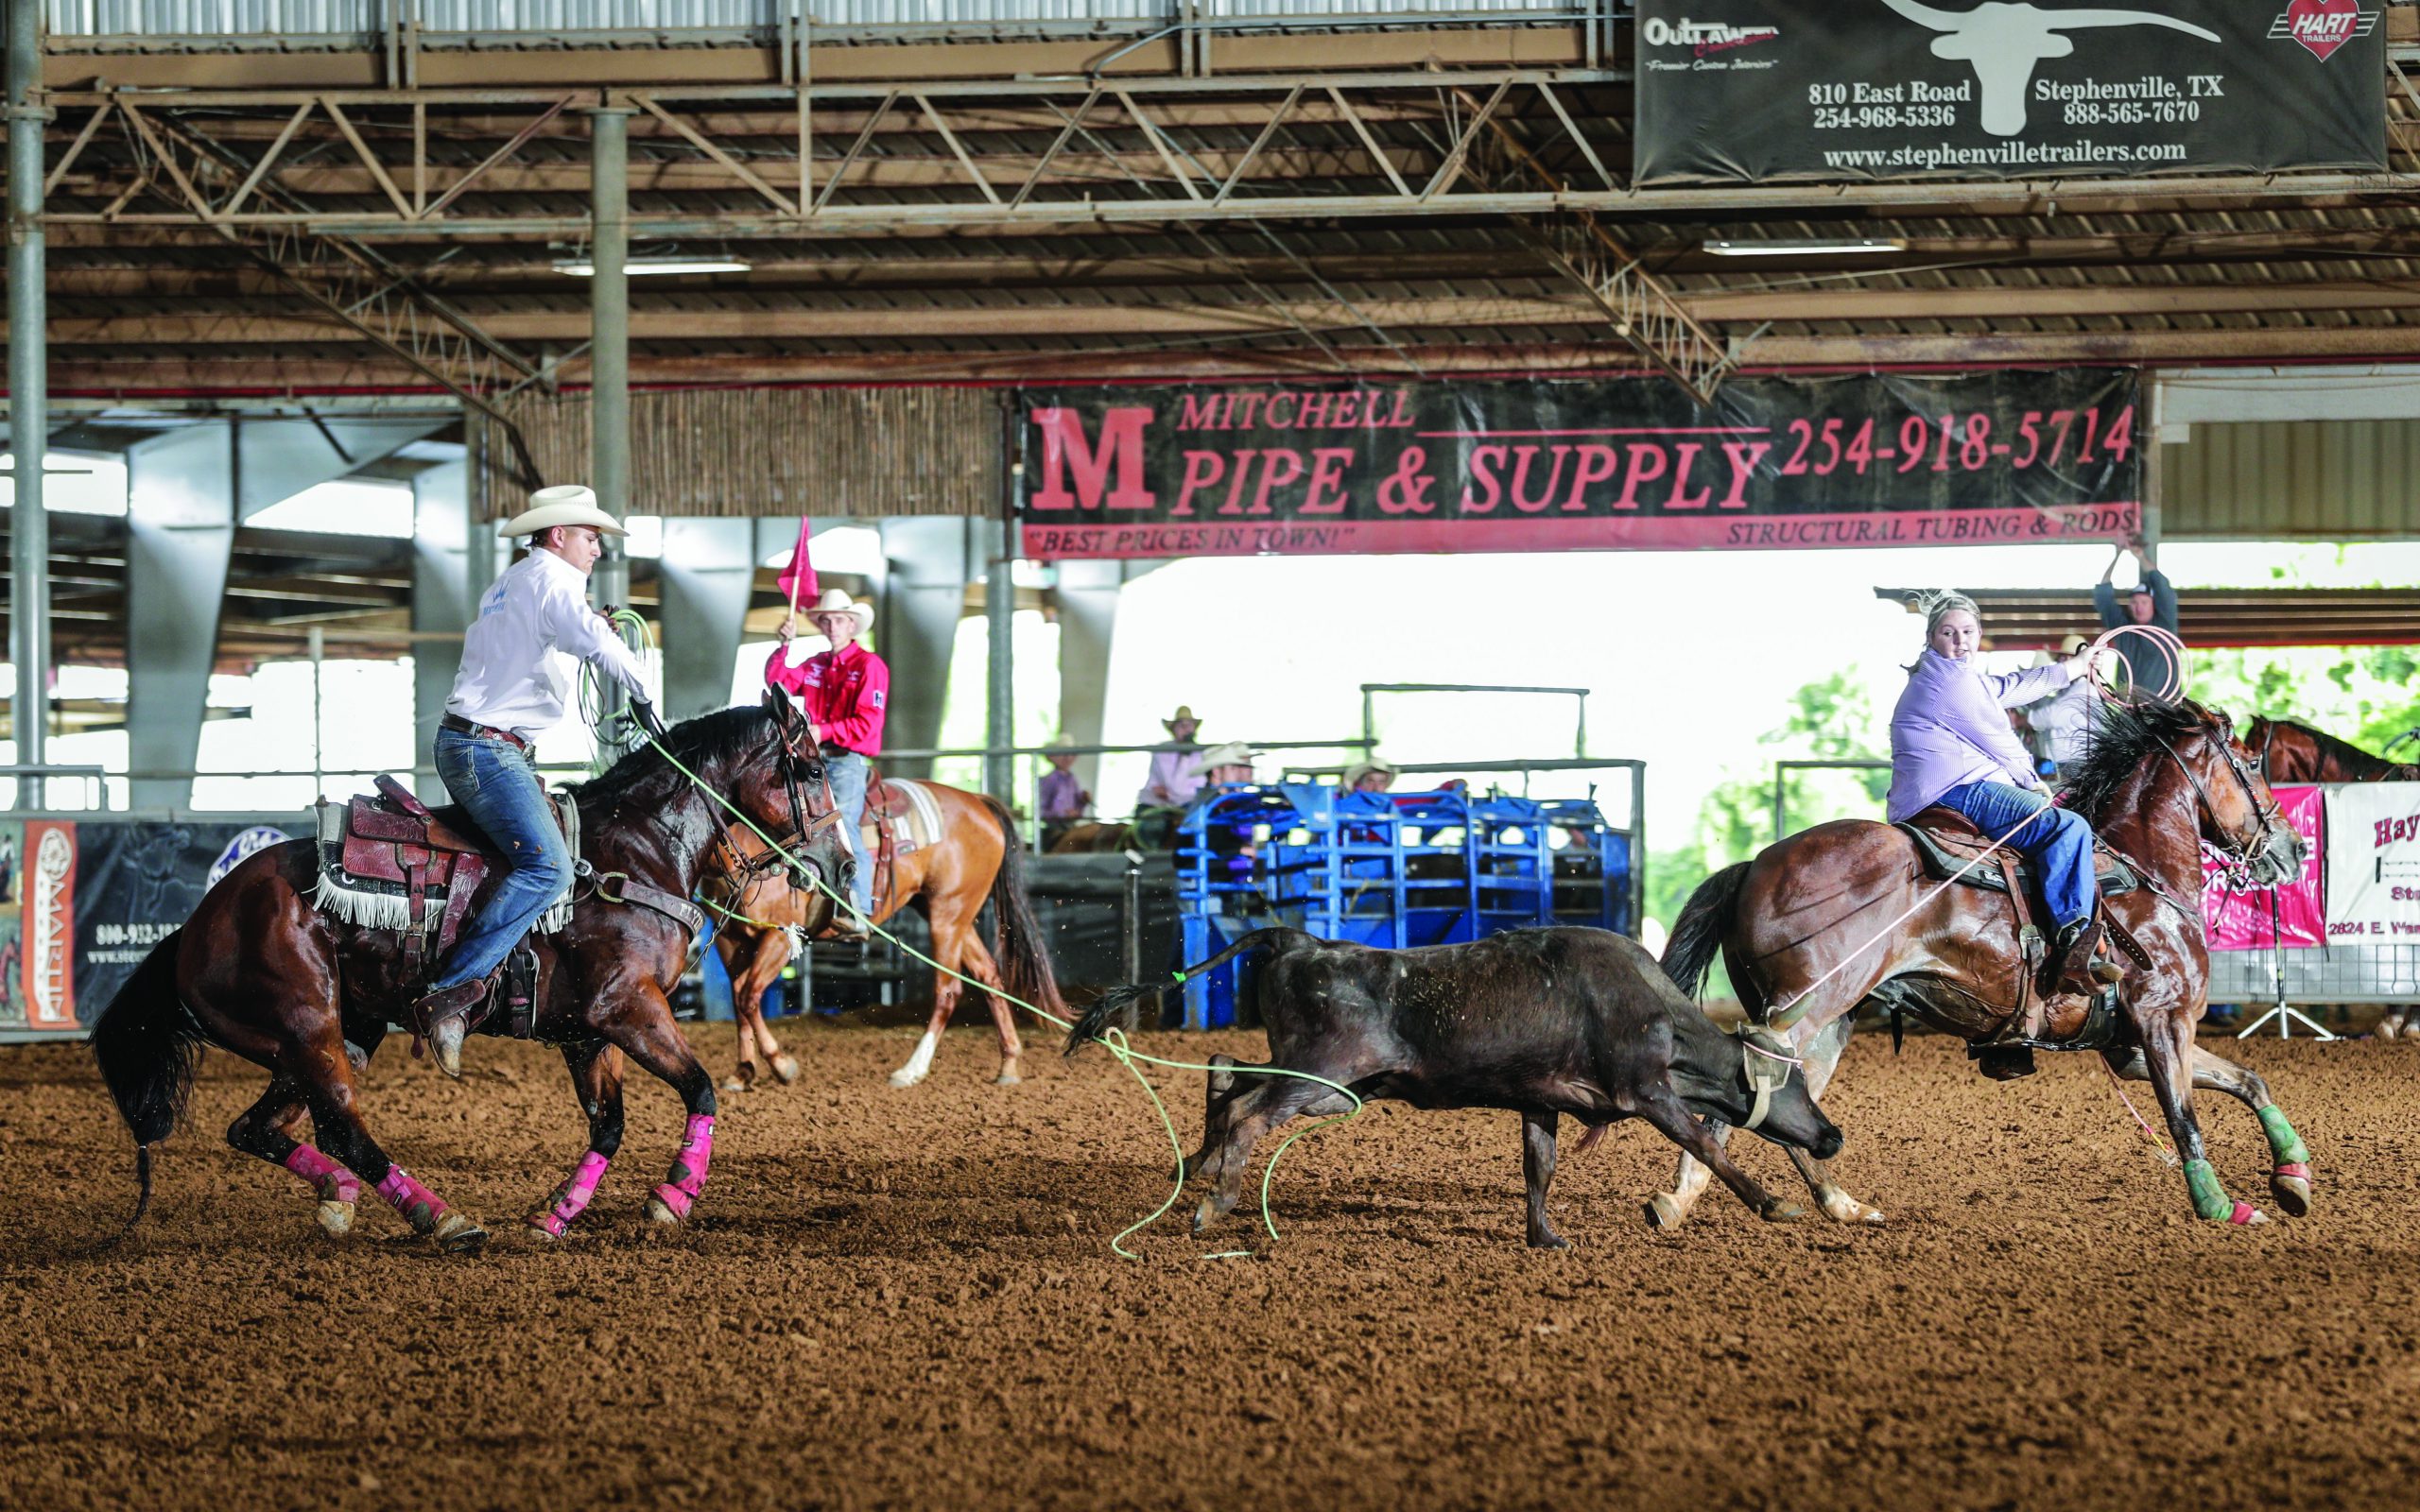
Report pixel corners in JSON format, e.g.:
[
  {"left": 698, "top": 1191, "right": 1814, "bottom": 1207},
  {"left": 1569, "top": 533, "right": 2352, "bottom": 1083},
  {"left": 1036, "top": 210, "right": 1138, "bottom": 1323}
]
[
  {"left": 1014, "top": 369, "right": 2141, "bottom": 559},
  {"left": 1633, "top": 1, "right": 2385, "bottom": 183}
]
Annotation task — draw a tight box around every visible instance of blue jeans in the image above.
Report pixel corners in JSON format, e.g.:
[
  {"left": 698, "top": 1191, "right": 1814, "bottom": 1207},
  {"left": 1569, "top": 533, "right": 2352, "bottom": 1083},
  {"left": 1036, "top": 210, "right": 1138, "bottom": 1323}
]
[
  {"left": 430, "top": 726, "right": 571, "bottom": 988},
  {"left": 824, "top": 748, "right": 873, "bottom": 919},
  {"left": 1939, "top": 781, "right": 2097, "bottom": 930}
]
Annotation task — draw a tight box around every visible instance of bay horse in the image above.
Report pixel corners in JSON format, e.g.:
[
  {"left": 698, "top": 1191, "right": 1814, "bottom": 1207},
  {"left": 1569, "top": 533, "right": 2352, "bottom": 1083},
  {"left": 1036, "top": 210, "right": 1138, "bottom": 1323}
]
[
  {"left": 2245, "top": 714, "right": 2420, "bottom": 785},
  {"left": 2244, "top": 715, "right": 2420, "bottom": 1036},
  {"left": 89, "top": 694, "right": 851, "bottom": 1251},
  {"left": 707, "top": 778, "right": 1067, "bottom": 1091},
  {"left": 1655, "top": 699, "right": 2310, "bottom": 1229}
]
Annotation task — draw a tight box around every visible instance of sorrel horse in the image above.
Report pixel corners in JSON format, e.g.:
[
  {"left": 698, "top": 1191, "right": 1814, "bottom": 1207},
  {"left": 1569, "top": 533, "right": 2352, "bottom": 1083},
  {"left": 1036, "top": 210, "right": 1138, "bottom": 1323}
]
[
  {"left": 1657, "top": 699, "right": 2310, "bottom": 1228},
  {"left": 89, "top": 696, "right": 851, "bottom": 1251},
  {"left": 2245, "top": 715, "right": 2420, "bottom": 1035},
  {"left": 707, "top": 779, "right": 1066, "bottom": 1091}
]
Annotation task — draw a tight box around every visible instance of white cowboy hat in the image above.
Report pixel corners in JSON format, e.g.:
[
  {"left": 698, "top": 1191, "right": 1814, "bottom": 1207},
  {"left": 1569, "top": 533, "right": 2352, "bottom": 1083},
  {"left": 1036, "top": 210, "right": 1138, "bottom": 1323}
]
[
  {"left": 798, "top": 587, "right": 875, "bottom": 633},
  {"left": 1341, "top": 758, "right": 1399, "bottom": 788},
  {"left": 495, "top": 483, "right": 628, "bottom": 539},
  {"left": 1194, "top": 741, "right": 1256, "bottom": 771}
]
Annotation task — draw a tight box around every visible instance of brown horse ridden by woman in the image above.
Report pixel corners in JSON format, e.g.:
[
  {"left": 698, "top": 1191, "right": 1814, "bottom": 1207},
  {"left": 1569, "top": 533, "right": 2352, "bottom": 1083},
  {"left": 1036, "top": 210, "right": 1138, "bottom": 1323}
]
[
  {"left": 708, "top": 780, "right": 1066, "bottom": 1091},
  {"left": 1654, "top": 699, "right": 2311, "bottom": 1229},
  {"left": 88, "top": 694, "right": 852, "bottom": 1250}
]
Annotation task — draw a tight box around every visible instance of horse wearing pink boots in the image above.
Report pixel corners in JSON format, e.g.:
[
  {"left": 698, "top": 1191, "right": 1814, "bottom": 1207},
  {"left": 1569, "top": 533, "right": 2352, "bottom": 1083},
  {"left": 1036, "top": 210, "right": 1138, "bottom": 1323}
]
[{"left": 89, "top": 695, "right": 851, "bottom": 1250}]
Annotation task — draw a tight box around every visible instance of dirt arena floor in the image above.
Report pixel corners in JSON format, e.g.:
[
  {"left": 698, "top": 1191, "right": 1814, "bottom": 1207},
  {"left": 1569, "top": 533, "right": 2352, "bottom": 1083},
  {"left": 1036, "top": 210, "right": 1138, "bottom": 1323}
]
[{"left": 5, "top": 1016, "right": 2419, "bottom": 1511}]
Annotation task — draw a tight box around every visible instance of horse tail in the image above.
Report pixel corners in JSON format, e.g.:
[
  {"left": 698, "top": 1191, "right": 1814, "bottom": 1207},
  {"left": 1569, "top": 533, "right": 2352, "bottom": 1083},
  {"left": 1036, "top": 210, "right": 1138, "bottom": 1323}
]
[
  {"left": 977, "top": 794, "right": 1069, "bottom": 1025},
  {"left": 1063, "top": 929, "right": 1286, "bottom": 1058},
  {"left": 88, "top": 930, "right": 205, "bottom": 1231},
  {"left": 1663, "top": 862, "right": 1750, "bottom": 1000}
]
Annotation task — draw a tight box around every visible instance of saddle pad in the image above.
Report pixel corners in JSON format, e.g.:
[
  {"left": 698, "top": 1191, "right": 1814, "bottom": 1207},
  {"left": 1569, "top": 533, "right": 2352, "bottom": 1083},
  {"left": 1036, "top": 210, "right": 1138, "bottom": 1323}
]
[
  {"left": 862, "top": 779, "right": 943, "bottom": 860},
  {"left": 1896, "top": 808, "right": 2138, "bottom": 898}
]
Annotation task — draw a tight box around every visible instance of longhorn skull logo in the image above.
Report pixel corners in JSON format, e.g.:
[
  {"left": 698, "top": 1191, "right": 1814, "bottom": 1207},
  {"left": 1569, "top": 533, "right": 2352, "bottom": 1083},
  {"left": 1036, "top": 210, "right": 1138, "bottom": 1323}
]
[{"left": 1879, "top": 1, "right": 2221, "bottom": 136}]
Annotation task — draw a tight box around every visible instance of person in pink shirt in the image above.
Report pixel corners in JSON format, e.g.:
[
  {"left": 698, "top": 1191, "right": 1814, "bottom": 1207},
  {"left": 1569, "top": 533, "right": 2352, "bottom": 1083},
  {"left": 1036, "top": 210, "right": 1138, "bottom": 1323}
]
[{"left": 765, "top": 589, "right": 886, "bottom": 930}]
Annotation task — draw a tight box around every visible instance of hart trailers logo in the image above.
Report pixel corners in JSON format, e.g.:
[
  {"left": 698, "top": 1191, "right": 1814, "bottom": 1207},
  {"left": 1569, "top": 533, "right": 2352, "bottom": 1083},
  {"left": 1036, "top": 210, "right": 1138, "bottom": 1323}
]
[
  {"left": 26, "top": 823, "right": 76, "bottom": 1029},
  {"left": 2270, "top": 0, "right": 2377, "bottom": 62},
  {"left": 1641, "top": 16, "right": 1782, "bottom": 56}
]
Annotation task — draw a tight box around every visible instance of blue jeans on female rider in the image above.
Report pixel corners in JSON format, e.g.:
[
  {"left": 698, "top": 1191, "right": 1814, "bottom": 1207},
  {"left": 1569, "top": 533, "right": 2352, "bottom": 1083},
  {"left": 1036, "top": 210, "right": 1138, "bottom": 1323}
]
[
  {"left": 1938, "top": 780, "right": 2096, "bottom": 929},
  {"left": 823, "top": 747, "right": 873, "bottom": 921},
  {"left": 428, "top": 725, "right": 571, "bottom": 990}
]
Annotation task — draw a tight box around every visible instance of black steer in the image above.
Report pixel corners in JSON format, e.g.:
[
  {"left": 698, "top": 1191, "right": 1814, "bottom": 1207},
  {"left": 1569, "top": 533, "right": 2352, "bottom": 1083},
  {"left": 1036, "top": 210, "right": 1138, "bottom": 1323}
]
[{"left": 1065, "top": 926, "right": 1844, "bottom": 1247}]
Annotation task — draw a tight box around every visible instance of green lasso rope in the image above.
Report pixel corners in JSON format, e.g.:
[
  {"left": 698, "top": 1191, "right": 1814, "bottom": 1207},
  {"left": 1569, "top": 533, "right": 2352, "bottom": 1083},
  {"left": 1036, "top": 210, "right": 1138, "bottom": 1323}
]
[{"left": 635, "top": 721, "right": 1366, "bottom": 1260}]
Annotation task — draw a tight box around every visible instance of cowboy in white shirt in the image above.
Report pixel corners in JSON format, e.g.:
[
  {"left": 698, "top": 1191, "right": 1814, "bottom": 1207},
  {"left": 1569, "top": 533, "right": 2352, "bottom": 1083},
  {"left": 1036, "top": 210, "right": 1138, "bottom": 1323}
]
[{"left": 413, "top": 484, "right": 664, "bottom": 1077}]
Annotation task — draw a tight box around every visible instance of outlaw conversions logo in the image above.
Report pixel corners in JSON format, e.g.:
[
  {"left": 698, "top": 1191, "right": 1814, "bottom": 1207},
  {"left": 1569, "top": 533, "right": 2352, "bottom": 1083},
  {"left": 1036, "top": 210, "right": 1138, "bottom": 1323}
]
[
  {"left": 1641, "top": 15, "right": 1782, "bottom": 56},
  {"left": 2269, "top": 0, "right": 2377, "bottom": 62}
]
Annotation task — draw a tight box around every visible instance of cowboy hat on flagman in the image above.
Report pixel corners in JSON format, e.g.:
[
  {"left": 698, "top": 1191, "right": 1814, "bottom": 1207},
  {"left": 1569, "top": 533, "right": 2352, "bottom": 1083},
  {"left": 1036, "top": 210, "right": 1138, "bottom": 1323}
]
[
  {"left": 495, "top": 483, "right": 628, "bottom": 538},
  {"left": 799, "top": 587, "right": 875, "bottom": 634}
]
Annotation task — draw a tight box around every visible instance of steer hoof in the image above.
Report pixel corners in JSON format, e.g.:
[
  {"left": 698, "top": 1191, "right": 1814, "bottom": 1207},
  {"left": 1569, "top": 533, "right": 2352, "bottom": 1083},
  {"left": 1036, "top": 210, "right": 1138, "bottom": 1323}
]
[
  {"left": 1643, "top": 1194, "right": 1684, "bottom": 1230},
  {"left": 1527, "top": 1229, "right": 1571, "bottom": 1251},
  {"left": 770, "top": 1055, "right": 802, "bottom": 1085},
  {"left": 1759, "top": 1199, "right": 1808, "bottom": 1224}
]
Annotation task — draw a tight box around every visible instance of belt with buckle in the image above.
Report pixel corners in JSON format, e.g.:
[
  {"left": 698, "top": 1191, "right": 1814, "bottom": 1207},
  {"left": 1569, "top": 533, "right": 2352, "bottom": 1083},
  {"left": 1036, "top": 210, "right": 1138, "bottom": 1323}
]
[{"left": 441, "top": 713, "right": 532, "bottom": 753}]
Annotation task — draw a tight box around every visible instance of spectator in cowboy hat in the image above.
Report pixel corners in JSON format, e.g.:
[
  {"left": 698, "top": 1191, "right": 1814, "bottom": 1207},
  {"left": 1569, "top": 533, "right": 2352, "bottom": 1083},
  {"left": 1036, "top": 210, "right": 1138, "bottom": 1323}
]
[
  {"left": 414, "top": 483, "right": 664, "bottom": 1077},
  {"left": 1037, "top": 733, "right": 1092, "bottom": 852},
  {"left": 1340, "top": 758, "right": 1398, "bottom": 795},
  {"left": 765, "top": 587, "right": 885, "bottom": 934},
  {"left": 1189, "top": 741, "right": 1258, "bottom": 791},
  {"left": 1136, "top": 704, "right": 1206, "bottom": 811}
]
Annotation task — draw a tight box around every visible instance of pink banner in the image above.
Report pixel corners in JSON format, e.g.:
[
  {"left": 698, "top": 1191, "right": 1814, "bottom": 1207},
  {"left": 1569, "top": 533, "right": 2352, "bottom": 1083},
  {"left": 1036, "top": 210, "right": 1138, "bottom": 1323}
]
[{"left": 2203, "top": 784, "right": 2325, "bottom": 951}]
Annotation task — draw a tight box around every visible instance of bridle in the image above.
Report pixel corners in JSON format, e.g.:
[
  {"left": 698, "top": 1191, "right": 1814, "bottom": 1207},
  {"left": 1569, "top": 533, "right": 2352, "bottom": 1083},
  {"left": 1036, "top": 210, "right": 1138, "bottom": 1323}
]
[
  {"left": 697, "top": 713, "right": 843, "bottom": 911},
  {"left": 2152, "top": 713, "right": 2286, "bottom": 876}
]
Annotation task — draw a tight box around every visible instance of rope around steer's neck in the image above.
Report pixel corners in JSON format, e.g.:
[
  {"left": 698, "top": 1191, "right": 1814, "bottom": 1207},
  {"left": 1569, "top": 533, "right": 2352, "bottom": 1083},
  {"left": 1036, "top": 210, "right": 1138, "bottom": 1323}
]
[{"left": 634, "top": 724, "right": 1364, "bottom": 1261}]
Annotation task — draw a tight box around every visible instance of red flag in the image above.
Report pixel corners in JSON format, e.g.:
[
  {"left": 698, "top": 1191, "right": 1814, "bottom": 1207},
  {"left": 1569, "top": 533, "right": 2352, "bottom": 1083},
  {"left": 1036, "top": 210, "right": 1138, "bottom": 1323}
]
[{"left": 776, "top": 517, "right": 817, "bottom": 614}]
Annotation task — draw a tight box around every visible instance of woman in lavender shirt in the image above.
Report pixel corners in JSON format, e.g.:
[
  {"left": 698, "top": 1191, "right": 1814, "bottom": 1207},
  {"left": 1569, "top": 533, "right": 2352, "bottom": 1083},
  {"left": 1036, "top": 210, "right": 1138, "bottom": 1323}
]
[{"left": 1887, "top": 592, "right": 2123, "bottom": 996}]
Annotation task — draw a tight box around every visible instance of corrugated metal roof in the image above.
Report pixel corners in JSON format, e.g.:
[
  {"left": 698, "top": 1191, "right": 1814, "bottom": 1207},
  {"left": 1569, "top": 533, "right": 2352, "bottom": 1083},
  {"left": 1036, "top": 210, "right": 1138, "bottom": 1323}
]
[{"left": 2165, "top": 422, "right": 2420, "bottom": 540}]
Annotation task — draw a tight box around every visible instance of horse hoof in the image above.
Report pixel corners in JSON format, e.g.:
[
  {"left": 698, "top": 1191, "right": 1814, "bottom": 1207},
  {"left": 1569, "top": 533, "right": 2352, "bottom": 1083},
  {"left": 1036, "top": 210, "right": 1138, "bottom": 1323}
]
[
  {"left": 1643, "top": 1194, "right": 1684, "bottom": 1230},
  {"left": 1191, "top": 1197, "right": 1220, "bottom": 1238},
  {"left": 315, "top": 1200, "right": 355, "bottom": 1238},
  {"left": 431, "top": 1212, "right": 489, "bottom": 1254},
  {"left": 720, "top": 1076, "right": 749, "bottom": 1092},
  {"left": 2271, "top": 1176, "right": 2313, "bottom": 1218},
  {"left": 1527, "top": 1231, "right": 1571, "bottom": 1250},
  {"left": 1761, "top": 1200, "right": 1808, "bottom": 1224},
  {"left": 645, "top": 1194, "right": 683, "bottom": 1226},
  {"left": 994, "top": 1073, "right": 1022, "bottom": 1087},
  {"left": 1819, "top": 1192, "right": 1886, "bottom": 1226},
  {"left": 887, "top": 1070, "right": 925, "bottom": 1090},
  {"left": 771, "top": 1056, "right": 801, "bottom": 1085}
]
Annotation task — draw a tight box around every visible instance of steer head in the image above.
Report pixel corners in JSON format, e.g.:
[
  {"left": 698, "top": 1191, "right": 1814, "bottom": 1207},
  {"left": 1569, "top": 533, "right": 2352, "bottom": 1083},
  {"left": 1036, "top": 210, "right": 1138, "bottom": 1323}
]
[{"left": 1880, "top": 1, "right": 2221, "bottom": 137}]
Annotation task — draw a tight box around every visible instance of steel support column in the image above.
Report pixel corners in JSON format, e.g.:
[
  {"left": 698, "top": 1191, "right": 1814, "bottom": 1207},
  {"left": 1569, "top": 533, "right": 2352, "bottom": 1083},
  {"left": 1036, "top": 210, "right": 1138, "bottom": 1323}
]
[
  {"left": 409, "top": 440, "right": 474, "bottom": 803},
  {"left": 659, "top": 518, "right": 756, "bottom": 720},
  {"left": 878, "top": 516, "right": 970, "bottom": 781},
  {"left": 8, "top": 0, "right": 50, "bottom": 806},
  {"left": 587, "top": 105, "right": 633, "bottom": 649},
  {"left": 1049, "top": 557, "right": 1128, "bottom": 802},
  {"left": 983, "top": 512, "right": 1016, "bottom": 802},
  {"left": 125, "top": 424, "right": 235, "bottom": 814}
]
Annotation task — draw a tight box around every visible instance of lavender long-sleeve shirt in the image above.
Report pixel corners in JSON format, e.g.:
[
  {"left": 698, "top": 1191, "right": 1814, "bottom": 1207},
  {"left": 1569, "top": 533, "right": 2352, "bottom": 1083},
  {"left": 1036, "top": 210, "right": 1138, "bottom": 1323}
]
[{"left": 1886, "top": 650, "right": 2072, "bottom": 822}]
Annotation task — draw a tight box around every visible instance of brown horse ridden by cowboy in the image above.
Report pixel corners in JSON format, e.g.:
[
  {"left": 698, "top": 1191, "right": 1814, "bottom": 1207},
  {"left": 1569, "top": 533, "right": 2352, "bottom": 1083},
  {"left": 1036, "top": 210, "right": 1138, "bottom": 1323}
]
[
  {"left": 1653, "top": 599, "right": 2309, "bottom": 1231},
  {"left": 709, "top": 774, "right": 1068, "bottom": 1091},
  {"left": 89, "top": 696, "right": 854, "bottom": 1251}
]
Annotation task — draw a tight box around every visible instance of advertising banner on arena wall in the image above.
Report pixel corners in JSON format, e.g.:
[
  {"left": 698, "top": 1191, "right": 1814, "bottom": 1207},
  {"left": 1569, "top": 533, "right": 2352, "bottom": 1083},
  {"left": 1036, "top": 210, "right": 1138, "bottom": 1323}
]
[
  {"left": 2324, "top": 782, "right": 2420, "bottom": 942},
  {"left": 1014, "top": 369, "right": 2141, "bottom": 560},
  {"left": 0, "top": 818, "right": 293, "bottom": 1035},
  {"left": 1633, "top": 0, "right": 2386, "bottom": 183},
  {"left": 2204, "top": 783, "right": 2325, "bottom": 951}
]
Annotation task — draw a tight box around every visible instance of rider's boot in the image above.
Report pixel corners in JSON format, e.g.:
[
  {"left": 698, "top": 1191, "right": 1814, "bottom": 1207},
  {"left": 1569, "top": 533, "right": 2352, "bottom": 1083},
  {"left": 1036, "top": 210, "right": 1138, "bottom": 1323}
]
[
  {"left": 409, "top": 976, "right": 493, "bottom": 1080},
  {"left": 2051, "top": 919, "right": 2126, "bottom": 995}
]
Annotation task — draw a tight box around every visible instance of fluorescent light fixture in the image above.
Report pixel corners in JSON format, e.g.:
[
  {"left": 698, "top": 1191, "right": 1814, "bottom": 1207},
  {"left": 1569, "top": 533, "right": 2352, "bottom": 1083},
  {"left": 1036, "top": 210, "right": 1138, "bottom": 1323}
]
[
  {"left": 554, "top": 257, "right": 751, "bottom": 277},
  {"left": 1703, "top": 238, "right": 1908, "bottom": 257}
]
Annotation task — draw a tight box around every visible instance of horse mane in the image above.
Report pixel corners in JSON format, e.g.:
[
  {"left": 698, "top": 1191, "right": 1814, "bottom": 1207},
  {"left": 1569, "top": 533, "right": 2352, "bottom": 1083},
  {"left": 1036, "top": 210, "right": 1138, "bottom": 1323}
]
[
  {"left": 573, "top": 704, "right": 775, "bottom": 815},
  {"left": 2057, "top": 698, "right": 2218, "bottom": 822},
  {"left": 2268, "top": 716, "right": 2417, "bottom": 781}
]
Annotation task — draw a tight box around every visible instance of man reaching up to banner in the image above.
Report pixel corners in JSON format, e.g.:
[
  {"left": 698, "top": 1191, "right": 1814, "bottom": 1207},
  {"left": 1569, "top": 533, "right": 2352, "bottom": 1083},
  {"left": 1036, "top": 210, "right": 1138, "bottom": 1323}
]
[
  {"left": 2096, "top": 537, "right": 2184, "bottom": 699},
  {"left": 766, "top": 588, "right": 886, "bottom": 936}
]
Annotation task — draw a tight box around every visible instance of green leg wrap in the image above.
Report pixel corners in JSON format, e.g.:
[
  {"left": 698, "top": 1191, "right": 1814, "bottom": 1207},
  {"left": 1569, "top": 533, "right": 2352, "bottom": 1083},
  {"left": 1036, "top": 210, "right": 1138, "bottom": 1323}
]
[
  {"left": 2256, "top": 1106, "right": 2309, "bottom": 1165},
  {"left": 2183, "top": 1159, "right": 2234, "bottom": 1221}
]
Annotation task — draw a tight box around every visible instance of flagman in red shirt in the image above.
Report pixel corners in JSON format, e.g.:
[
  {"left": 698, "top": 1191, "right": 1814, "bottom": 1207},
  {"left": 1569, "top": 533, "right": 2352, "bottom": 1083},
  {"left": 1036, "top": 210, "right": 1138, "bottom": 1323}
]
[{"left": 766, "top": 588, "right": 886, "bottom": 932}]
